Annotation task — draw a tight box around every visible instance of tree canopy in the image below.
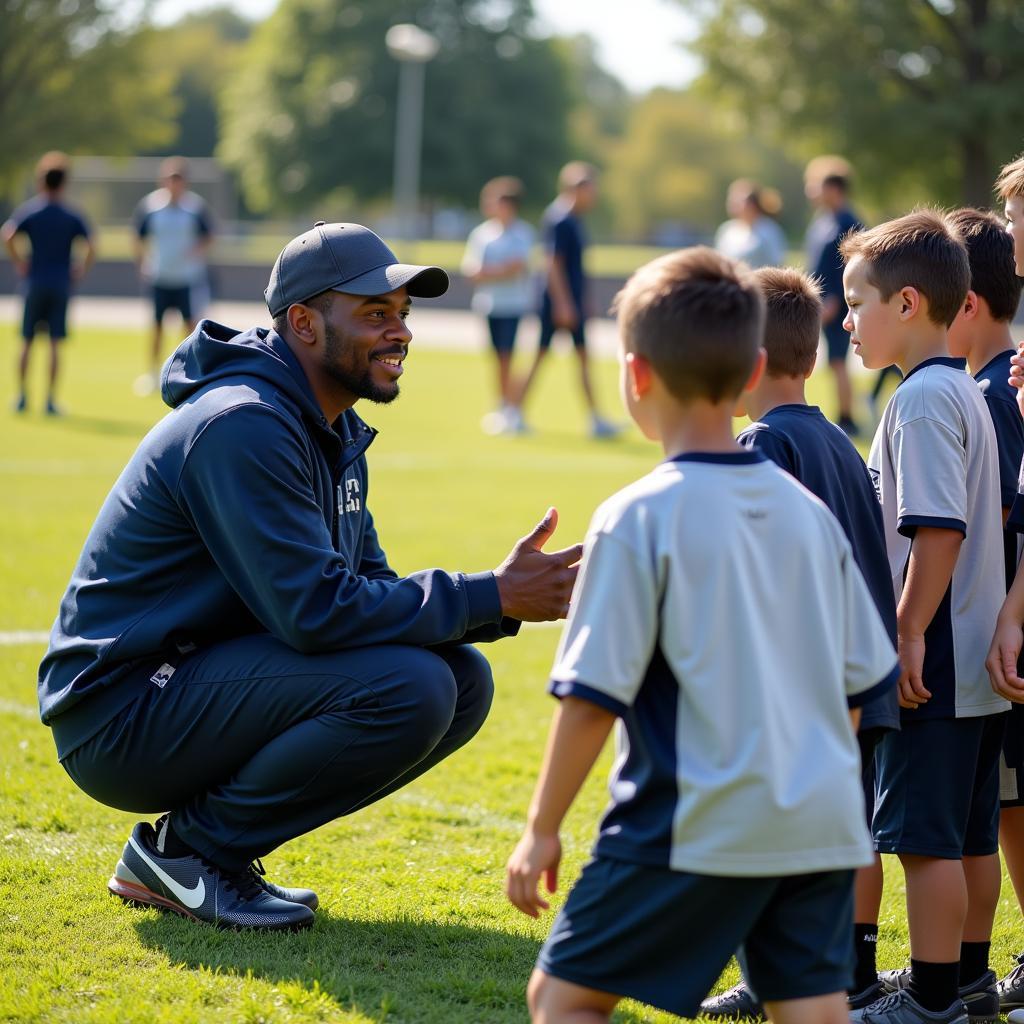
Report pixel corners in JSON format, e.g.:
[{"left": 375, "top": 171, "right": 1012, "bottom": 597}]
[
  {"left": 219, "top": 0, "right": 574, "bottom": 215},
  {"left": 0, "top": 0, "right": 177, "bottom": 197},
  {"left": 679, "top": 0, "right": 1024, "bottom": 208}
]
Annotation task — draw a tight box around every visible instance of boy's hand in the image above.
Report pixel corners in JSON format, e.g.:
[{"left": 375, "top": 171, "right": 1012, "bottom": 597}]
[
  {"left": 1010, "top": 345, "right": 1024, "bottom": 419},
  {"left": 897, "top": 632, "right": 931, "bottom": 708},
  {"left": 505, "top": 829, "right": 561, "bottom": 918},
  {"left": 987, "top": 617, "right": 1024, "bottom": 702}
]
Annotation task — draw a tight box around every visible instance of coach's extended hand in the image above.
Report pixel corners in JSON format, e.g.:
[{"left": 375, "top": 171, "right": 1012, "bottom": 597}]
[{"left": 493, "top": 508, "right": 582, "bottom": 622}]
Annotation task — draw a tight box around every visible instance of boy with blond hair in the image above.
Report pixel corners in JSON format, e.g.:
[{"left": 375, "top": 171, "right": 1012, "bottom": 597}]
[
  {"left": 841, "top": 211, "right": 1008, "bottom": 1024},
  {"left": 505, "top": 247, "right": 898, "bottom": 1024},
  {"left": 701, "top": 267, "right": 898, "bottom": 1021},
  {"left": 996, "top": 155, "right": 1024, "bottom": 278}
]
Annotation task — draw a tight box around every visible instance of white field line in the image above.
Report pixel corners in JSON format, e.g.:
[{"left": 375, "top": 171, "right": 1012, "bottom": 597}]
[
  {"left": 0, "top": 631, "right": 49, "bottom": 645},
  {"left": 0, "top": 698, "right": 38, "bottom": 720}
]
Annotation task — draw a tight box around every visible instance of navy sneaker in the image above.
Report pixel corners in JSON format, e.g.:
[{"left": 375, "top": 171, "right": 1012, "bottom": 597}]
[
  {"left": 850, "top": 988, "right": 968, "bottom": 1023},
  {"left": 699, "top": 980, "right": 765, "bottom": 1020},
  {"left": 999, "top": 953, "right": 1024, "bottom": 1011},
  {"left": 250, "top": 857, "right": 318, "bottom": 910},
  {"left": 850, "top": 980, "right": 889, "bottom": 1010},
  {"left": 879, "top": 967, "right": 998, "bottom": 1023},
  {"left": 108, "top": 821, "right": 314, "bottom": 930}
]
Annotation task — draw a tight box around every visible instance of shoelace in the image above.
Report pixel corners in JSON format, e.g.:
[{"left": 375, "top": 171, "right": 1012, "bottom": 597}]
[
  {"left": 222, "top": 863, "right": 266, "bottom": 900},
  {"left": 861, "top": 989, "right": 908, "bottom": 1016},
  {"left": 715, "top": 985, "right": 760, "bottom": 1008}
]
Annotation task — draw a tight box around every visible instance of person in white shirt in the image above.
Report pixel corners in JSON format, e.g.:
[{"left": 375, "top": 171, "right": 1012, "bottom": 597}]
[
  {"left": 461, "top": 177, "right": 534, "bottom": 434},
  {"left": 714, "top": 179, "right": 788, "bottom": 270}
]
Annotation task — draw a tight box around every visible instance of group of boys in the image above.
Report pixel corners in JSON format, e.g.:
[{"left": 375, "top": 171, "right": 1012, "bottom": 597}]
[{"left": 503, "top": 155, "right": 1024, "bottom": 1024}]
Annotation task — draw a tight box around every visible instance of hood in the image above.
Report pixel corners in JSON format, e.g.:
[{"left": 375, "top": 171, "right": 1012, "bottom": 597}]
[{"left": 162, "top": 320, "right": 325, "bottom": 423}]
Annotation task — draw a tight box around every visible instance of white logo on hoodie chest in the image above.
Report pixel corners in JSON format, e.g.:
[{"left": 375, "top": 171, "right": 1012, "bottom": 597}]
[{"left": 338, "top": 477, "right": 361, "bottom": 515}]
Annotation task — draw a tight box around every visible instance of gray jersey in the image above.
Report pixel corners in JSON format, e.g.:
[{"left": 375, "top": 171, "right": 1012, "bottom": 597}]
[
  {"left": 868, "top": 357, "right": 1008, "bottom": 719},
  {"left": 550, "top": 450, "right": 897, "bottom": 876}
]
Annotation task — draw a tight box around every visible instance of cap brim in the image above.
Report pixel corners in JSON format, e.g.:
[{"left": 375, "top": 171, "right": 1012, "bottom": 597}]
[{"left": 332, "top": 263, "right": 449, "bottom": 299}]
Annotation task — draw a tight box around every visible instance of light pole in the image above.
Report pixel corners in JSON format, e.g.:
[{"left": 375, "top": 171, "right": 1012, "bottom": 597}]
[{"left": 385, "top": 23, "right": 439, "bottom": 242}]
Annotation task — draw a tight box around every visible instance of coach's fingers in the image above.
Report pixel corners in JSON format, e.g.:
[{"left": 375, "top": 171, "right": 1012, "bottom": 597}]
[
  {"left": 521, "top": 508, "right": 558, "bottom": 552},
  {"left": 548, "top": 543, "right": 584, "bottom": 567}
]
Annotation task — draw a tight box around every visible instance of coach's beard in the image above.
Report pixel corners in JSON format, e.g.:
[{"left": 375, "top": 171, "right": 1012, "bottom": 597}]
[{"left": 323, "top": 322, "right": 400, "bottom": 405}]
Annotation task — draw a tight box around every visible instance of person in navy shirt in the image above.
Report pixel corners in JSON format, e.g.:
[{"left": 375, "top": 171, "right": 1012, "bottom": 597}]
[
  {"left": 805, "top": 163, "right": 862, "bottom": 436},
  {"left": 2, "top": 151, "right": 95, "bottom": 415},
  {"left": 948, "top": 208, "right": 1024, "bottom": 1017},
  {"left": 701, "top": 267, "right": 898, "bottom": 1021},
  {"left": 515, "top": 161, "right": 619, "bottom": 439}
]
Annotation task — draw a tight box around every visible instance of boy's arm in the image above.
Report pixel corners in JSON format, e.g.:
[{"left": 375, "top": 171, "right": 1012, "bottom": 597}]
[
  {"left": 897, "top": 526, "right": 963, "bottom": 707},
  {"left": 987, "top": 560, "right": 1024, "bottom": 701},
  {"left": 505, "top": 697, "right": 616, "bottom": 918}
]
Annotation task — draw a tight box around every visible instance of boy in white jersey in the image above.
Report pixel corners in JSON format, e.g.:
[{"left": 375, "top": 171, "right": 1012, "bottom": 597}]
[
  {"left": 841, "top": 212, "right": 1008, "bottom": 1024},
  {"left": 504, "top": 247, "right": 898, "bottom": 1024}
]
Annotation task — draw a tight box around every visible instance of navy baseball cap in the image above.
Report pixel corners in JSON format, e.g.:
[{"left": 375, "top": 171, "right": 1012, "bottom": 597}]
[{"left": 265, "top": 221, "right": 449, "bottom": 317}]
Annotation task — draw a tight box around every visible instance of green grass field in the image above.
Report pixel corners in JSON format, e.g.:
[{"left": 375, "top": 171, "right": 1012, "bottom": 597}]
[{"left": 1, "top": 320, "right": 1021, "bottom": 1023}]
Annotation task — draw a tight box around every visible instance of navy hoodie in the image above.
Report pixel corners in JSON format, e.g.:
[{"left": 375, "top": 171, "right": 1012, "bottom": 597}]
[{"left": 39, "top": 322, "right": 514, "bottom": 757}]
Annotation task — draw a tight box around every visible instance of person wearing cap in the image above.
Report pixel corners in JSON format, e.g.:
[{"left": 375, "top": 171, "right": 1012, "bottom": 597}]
[
  {"left": 37, "top": 222, "right": 581, "bottom": 931},
  {"left": 515, "top": 161, "right": 620, "bottom": 439}
]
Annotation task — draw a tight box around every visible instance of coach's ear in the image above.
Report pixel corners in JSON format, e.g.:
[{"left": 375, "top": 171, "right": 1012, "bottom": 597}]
[
  {"left": 286, "top": 302, "right": 323, "bottom": 347},
  {"left": 742, "top": 347, "right": 768, "bottom": 393},
  {"left": 625, "top": 351, "right": 654, "bottom": 399}
]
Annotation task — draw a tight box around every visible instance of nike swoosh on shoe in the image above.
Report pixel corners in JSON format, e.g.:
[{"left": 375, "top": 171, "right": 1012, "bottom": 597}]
[{"left": 128, "top": 834, "right": 207, "bottom": 910}]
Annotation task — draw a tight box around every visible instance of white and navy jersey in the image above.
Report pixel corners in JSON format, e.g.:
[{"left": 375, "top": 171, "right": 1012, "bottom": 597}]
[
  {"left": 869, "top": 357, "right": 1008, "bottom": 720},
  {"left": 738, "top": 405, "right": 898, "bottom": 732},
  {"left": 550, "top": 451, "right": 897, "bottom": 877},
  {"left": 134, "top": 189, "right": 212, "bottom": 287},
  {"left": 974, "top": 350, "right": 1024, "bottom": 588}
]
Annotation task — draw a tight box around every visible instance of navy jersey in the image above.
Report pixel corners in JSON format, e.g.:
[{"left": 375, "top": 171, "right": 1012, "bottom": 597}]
[
  {"left": 4, "top": 197, "right": 90, "bottom": 288},
  {"left": 739, "top": 404, "right": 898, "bottom": 731},
  {"left": 976, "top": 350, "right": 1024, "bottom": 587},
  {"left": 541, "top": 200, "right": 586, "bottom": 302},
  {"left": 806, "top": 207, "right": 861, "bottom": 301}
]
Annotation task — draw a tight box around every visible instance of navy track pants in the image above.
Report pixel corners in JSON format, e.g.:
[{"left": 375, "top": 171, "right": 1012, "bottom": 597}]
[{"left": 62, "top": 634, "right": 494, "bottom": 872}]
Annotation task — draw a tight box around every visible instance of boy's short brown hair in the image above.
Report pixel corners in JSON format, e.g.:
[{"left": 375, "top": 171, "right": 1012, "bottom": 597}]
[
  {"left": 751, "top": 267, "right": 823, "bottom": 377},
  {"left": 838, "top": 209, "right": 970, "bottom": 327},
  {"left": 946, "top": 208, "right": 1023, "bottom": 323},
  {"left": 613, "top": 247, "right": 765, "bottom": 403},
  {"left": 995, "top": 155, "right": 1024, "bottom": 201},
  {"left": 481, "top": 175, "right": 523, "bottom": 207}
]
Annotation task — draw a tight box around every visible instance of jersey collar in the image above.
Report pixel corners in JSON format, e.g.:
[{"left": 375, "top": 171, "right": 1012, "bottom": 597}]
[
  {"left": 667, "top": 450, "right": 767, "bottom": 466},
  {"left": 900, "top": 356, "right": 966, "bottom": 384}
]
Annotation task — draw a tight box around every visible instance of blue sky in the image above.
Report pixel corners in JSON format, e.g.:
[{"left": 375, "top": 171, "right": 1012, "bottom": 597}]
[{"left": 152, "top": 0, "right": 699, "bottom": 93}]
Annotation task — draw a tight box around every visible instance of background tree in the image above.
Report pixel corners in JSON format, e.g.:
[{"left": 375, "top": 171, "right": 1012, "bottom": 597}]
[
  {"left": 218, "top": 0, "right": 573, "bottom": 217},
  {"left": 603, "top": 88, "right": 804, "bottom": 242},
  {"left": 0, "top": 0, "right": 177, "bottom": 198},
  {"left": 679, "top": 0, "right": 1024, "bottom": 209},
  {"left": 145, "top": 7, "right": 253, "bottom": 158}
]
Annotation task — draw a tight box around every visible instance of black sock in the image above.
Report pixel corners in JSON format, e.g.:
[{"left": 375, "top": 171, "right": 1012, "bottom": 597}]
[
  {"left": 959, "top": 941, "right": 990, "bottom": 986},
  {"left": 907, "top": 959, "right": 960, "bottom": 1012},
  {"left": 853, "top": 923, "right": 879, "bottom": 990},
  {"left": 153, "top": 815, "right": 196, "bottom": 859}
]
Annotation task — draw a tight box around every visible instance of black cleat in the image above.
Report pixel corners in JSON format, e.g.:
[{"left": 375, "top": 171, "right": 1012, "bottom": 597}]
[
  {"left": 999, "top": 953, "right": 1024, "bottom": 1011},
  {"left": 108, "top": 821, "right": 314, "bottom": 930},
  {"left": 850, "top": 988, "right": 967, "bottom": 1023},
  {"left": 699, "top": 980, "right": 765, "bottom": 1020},
  {"left": 879, "top": 967, "right": 998, "bottom": 1023},
  {"left": 249, "top": 857, "right": 318, "bottom": 910},
  {"left": 850, "top": 980, "right": 889, "bottom": 1010}
]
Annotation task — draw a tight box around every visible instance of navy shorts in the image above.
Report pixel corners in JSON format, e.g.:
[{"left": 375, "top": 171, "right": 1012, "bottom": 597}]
[
  {"left": 22, "top": 284, "right": 69, "bottom": 340},
  {"left": 823, "top": 317, "right": 850, "bottom": 362},
  {"left": 153, "top": 284, "right": 194, "bottom": 324},
  {"left": 873, "top": 715, "right": 1006, "bottom": 858},
  {"left": 486, "top": 315, "right": 520, "bottom": 354},
  {"left": 537, "top": 856, "right": 855, "bottom": 1018},
  {"left": 538, "top": 294, "right": 586, "bottom": 351},
  {"left": 859, "top": 727, "right": 887, "bottom": 830},
  {"left": 1000, "top": 703, "right": 1024, "bottom": 808}
]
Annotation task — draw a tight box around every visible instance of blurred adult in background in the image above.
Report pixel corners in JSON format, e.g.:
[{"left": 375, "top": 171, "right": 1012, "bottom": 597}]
[
  {"left": 516, "top": 161, "right": 619, "bottom": 439},
  {"left": 133, "top": 157, "right": 213, "bottom": 396},
  {"left": 2, "top": 151, "right": 95, "bottom": 415},
  {"left": 805, "top": 158, "right": 863, "bottom": 436},
  {"left": 462, "top": 176, "right": 534, "bottom": 435},
  {"left": 714, "top": 179, "right": 788, "bottom": 269}
]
